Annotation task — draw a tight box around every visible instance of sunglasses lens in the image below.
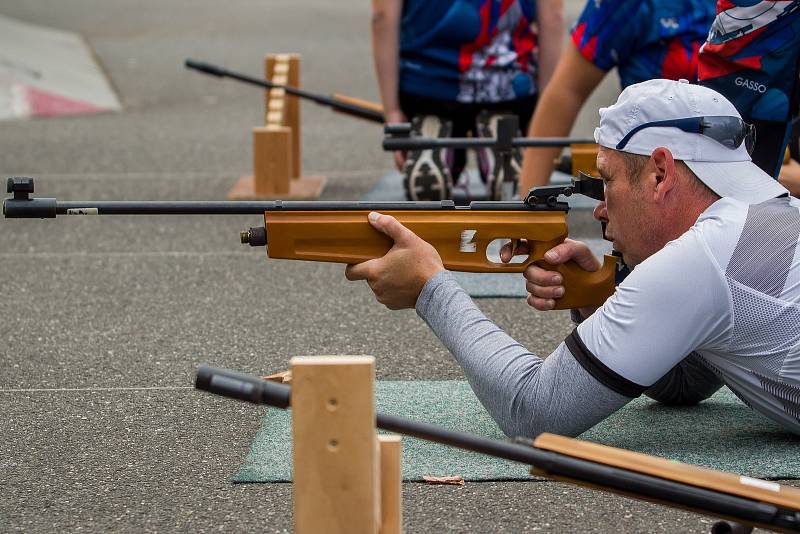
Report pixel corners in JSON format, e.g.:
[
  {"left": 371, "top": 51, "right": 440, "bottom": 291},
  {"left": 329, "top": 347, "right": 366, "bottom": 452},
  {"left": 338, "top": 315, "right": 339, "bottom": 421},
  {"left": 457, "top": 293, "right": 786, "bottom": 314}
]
[
  {"left": 703, "top": 116, "right": 752, "bottom": 151},
  {"left": 745, "top": 128, "right": 756, "bottom": 155}
]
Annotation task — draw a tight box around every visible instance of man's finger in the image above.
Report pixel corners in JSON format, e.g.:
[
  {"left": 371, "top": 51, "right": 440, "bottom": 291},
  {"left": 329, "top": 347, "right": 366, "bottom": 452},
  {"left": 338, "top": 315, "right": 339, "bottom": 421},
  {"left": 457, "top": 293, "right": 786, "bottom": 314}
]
[
  {"left": 523, "top": 264, "right": 563, "bottom": 286},
  {"left": 500, "top": 239, "right": 530, "bottom": 263},
  {"left": 527, "top": 294, "right": 556, "bottom": 311},
  {"left": 542, "top": 239, "right": 599, "bottom": 272},
  {"left": 526, "top": 280, "right": 564, "bottom": 299},
  {"left": 345, "top": 259, "right": 379, "bottom": 281},
  {"left": 368, "top": 212, "right": 415, "bottom": 243}
]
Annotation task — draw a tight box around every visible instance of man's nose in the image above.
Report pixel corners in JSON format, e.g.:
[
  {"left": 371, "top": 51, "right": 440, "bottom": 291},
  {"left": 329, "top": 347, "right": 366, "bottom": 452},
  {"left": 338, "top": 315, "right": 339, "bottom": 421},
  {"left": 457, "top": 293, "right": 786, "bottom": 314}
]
[{"left": 593, "top": 200, "right": 608, "bottom": 222}]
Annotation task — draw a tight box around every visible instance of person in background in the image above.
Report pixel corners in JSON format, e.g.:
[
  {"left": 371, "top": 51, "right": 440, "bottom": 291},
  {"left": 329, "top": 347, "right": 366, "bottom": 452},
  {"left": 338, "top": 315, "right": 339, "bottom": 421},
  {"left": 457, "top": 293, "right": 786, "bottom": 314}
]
[
  {"left": 518, "top": 0, "right": 716, "bottom": 194},
  {"left": 698, "top": 1, "right": 800, "bottom": 178},
  {"left": 372, "top": 0, "right": 564, "bottom": 201}
]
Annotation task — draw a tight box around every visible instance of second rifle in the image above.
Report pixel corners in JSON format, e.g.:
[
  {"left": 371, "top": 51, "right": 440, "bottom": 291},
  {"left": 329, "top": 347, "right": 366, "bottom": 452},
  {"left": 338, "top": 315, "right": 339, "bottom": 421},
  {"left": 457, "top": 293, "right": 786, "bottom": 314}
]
[{"left": 185, "top": 58, "right": 385, "bottom": 123}]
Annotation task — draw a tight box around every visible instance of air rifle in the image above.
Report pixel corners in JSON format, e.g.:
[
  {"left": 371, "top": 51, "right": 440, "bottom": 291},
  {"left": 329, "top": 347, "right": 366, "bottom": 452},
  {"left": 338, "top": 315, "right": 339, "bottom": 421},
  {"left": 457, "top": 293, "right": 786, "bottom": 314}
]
[
  {"left": 195, "top": 365, "right": 800, "bottom": 533},
  {"left": 3, "top": 175, "right": 614, "bottom": 310},
  {"left": 384, "top": 116, "right": 599, "bottom": 199},
  {"left": 185, "top": 58, "right": 384, "bottom": 123},
  {"left": 383, "top": 117, "right": 595, "bottom": 151}
]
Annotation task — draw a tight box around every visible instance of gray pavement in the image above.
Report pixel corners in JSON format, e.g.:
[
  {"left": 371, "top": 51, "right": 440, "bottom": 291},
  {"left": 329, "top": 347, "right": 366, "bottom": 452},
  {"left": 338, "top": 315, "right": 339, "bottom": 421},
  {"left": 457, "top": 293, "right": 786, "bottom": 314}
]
[{"left": 0, "top": 2, "right": 789, "bottom": 533}]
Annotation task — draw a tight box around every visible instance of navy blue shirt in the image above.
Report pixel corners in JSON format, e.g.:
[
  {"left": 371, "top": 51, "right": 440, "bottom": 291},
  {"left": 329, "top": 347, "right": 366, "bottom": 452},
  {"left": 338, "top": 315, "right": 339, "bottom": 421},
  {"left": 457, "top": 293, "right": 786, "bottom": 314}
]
[
  {"left": 572, "top": 0, "right": 716, "bottom": 88},
  {"left": 399, "top": 0, "right": 538, "bottom": 103}
]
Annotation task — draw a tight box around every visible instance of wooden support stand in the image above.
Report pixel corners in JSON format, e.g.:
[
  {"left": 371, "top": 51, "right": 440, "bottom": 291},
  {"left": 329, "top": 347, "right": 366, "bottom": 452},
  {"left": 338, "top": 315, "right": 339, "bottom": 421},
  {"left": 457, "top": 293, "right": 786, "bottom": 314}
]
[
  {"left": 228, "top": 53, "right": 326, "bottom": 199},
  {"left": 570, "top": 143, "right": 599, "bottom": 177},
  {"left": 290, "top": 356, "right": 402, "bottom": 534}
]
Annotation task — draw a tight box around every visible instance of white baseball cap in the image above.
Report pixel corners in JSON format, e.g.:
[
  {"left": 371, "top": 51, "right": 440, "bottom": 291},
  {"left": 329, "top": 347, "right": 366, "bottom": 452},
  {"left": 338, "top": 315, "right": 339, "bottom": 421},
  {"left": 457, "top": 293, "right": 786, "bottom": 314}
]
[{"left": 594, "top": 78, "right": 788, "bottom": 204}]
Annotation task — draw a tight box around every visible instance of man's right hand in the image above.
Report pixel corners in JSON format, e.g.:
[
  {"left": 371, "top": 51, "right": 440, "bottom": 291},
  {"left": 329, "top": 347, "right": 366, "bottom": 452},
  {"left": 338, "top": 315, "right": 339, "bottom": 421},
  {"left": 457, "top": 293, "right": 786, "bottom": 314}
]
[{"left": 501, "top": 238, "right": 601, "bottom": 314}]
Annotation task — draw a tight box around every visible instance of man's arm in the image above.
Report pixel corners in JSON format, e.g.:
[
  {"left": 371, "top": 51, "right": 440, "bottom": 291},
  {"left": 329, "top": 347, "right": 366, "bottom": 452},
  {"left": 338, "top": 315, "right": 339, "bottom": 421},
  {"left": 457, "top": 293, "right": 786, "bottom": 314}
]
[
  {"left": 344, "top": 213, "right": 631, "bottom": 437},
  {"left": 518, "top": 44, "right": 606, "bottom": 192},
  {"left": 779, "top": 158, "right": 800, "bottom": 197},
  {"left": 371, "top": 0, "right": 406, "bottom": 168},
  {"left": 534, "top": 0, "right": 564, "bottom": 90},
  {"left": 417, "top": 271, "right": 632, "bottom": 438},
  {"left": 371, "top": 0, "right": 403, "bottom": 121}
]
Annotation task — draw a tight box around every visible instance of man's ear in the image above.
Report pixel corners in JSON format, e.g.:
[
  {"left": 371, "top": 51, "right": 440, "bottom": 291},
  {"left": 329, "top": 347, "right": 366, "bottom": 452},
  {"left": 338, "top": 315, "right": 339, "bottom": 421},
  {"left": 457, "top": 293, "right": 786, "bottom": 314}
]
[{"left": 650, "top": 147, "right": 677, "bottom": 202}]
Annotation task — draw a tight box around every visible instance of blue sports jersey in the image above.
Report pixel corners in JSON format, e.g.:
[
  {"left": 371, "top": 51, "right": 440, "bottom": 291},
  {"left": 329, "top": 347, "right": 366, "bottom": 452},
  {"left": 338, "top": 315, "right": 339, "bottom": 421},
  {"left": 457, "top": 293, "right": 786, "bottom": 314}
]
[
  {"left": 699, "top": 1, "right": 800, "bottom": 124},
  {"left": 399, "top": 0, "right": 538, "bottom": 103},
  {"left": 572, "top": 0, "right": 716, "bottom": 88}
]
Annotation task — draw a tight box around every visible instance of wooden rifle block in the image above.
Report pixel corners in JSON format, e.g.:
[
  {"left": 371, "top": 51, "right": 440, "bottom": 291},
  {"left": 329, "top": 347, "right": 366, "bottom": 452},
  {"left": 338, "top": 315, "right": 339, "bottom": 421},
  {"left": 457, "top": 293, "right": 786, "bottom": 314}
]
[
  {"left": 378, "top": 435, "right": 402, "bottom": 534},
  {"left": 570, "top": 143, "right": 599, "bottom": 177},
  {"left": 533, "top": 433, "right": 800, "bottom": 533},
  {"left": 290, "top": 356, "right": 401, "bottom": 534},
  {"left": 230, "top": 53, "right": 326, "bottom": 200}
]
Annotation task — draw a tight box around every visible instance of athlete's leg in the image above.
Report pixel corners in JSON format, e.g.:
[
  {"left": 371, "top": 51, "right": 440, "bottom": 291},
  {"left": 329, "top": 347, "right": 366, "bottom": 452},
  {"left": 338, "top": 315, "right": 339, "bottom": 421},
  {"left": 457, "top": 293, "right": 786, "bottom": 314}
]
[{"left": 644, "top": 352, "right": 724, "bottom": 406}]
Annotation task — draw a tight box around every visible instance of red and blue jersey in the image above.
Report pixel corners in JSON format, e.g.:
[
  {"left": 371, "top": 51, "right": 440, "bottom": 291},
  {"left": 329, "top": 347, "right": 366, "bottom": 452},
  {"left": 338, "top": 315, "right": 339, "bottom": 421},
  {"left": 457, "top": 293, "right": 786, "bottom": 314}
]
[
  {"left": 699, "top": 1, "right": 800, "bottom": 123},
  {"left": 571, "top": 0, "right": 716, "bottom": 88},
  {"left": 399, "top": 0, "right": 538, "bottom": 103}
]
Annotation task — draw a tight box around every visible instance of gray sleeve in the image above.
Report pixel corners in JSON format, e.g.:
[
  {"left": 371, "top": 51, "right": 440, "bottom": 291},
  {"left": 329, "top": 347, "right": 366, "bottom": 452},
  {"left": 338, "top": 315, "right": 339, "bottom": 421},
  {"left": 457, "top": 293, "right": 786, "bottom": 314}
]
[{"left": 415, "top": 271, "right": 632, "bottom": 438}]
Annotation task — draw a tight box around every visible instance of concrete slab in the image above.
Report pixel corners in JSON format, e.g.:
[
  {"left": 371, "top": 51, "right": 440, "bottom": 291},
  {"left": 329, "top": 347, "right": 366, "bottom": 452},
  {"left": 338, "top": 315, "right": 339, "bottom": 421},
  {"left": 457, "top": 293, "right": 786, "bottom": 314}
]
[{"left": 0, "top": 14, "right": 121, "bottom": 120}]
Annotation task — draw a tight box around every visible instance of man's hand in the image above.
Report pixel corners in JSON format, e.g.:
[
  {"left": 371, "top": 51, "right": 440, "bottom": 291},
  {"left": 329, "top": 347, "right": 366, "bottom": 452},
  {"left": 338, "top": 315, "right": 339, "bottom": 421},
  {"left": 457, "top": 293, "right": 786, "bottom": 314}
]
[
  {"left": 345, "top": 212, "right": 445, "bottom": 309},
  {"left": 501, "top": 238, "right": 600, "bottom": 316},
  {"left": 779, "top": 158, "right": 800, "bottom": 197}
]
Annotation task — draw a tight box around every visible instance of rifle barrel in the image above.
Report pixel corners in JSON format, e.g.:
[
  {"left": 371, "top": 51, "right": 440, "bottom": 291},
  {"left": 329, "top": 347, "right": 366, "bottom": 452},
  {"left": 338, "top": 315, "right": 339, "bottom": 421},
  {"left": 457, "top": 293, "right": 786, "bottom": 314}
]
[
  {"left": 185, "top": 59, "right": 384, "bottom": 123},
  {"left": 3, "top": 197, "right": 468, "bottom": 218},
  {"left": 382, "top": 137, "right": 595, "bottom": 151},
  {"left": 195, "top": 365, "right": 800, "bottom": 532},
  {"left": 6, "top": 178, "right": 574, "bottom": 218}
]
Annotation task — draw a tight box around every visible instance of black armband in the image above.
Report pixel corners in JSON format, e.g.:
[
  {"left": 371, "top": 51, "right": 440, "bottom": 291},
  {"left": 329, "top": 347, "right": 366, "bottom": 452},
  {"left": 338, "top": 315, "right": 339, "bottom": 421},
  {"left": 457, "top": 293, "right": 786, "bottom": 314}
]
[{"left": 565, "top": 329, "right": 647, "bottom": 398}]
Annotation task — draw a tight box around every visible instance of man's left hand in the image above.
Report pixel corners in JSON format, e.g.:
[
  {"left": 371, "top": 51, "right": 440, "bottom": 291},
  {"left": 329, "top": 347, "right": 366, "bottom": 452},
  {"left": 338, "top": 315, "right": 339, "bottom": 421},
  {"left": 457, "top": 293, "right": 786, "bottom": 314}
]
[{"left": 345, "top": 212, "right": 445, "bottom": 309}]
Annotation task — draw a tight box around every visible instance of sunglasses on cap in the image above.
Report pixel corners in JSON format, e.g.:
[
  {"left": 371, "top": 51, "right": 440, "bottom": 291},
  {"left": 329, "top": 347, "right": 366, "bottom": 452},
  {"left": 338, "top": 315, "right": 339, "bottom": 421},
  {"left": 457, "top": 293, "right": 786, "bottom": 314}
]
[{"left": 615, "top": 116, "right": 756, "bottom": 154}]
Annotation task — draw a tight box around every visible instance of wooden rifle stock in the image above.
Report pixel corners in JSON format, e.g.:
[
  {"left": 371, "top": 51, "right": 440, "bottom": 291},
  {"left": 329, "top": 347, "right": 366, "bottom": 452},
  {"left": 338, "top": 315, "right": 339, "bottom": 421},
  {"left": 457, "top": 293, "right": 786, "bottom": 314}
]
[
  {"left": 331, "top": 93, "right": 383, "bottom": 117},
  {"left": 533, "top": 433, "right": 800, "bottom": 533},
  {"left": 259, "top": 209, "right": 616, "bottom": 310}
]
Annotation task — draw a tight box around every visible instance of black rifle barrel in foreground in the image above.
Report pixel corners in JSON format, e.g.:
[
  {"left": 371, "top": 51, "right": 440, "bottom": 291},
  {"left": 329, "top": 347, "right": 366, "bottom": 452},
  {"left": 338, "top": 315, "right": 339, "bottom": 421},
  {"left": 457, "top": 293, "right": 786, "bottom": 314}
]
[
  {"left": 185, "top": 59, "right": 385, "bottom": 123},
  {"left": 195, "top": 365, "right": 800, "bottom": 532}
]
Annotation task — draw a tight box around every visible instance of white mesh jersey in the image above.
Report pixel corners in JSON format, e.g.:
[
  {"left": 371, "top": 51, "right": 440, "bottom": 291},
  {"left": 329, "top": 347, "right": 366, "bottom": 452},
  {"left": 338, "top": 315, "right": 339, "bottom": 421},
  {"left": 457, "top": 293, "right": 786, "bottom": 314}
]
[{"left": 576, "top": 195, "right": 800, "bottom": 433}]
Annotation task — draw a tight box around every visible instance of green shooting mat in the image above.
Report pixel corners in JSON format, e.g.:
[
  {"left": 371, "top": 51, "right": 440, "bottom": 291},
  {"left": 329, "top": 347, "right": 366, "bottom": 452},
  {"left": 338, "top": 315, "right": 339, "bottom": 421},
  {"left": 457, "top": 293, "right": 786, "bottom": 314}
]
[{"left": 234, "top": 381, "right": 799, "bottom": 483}]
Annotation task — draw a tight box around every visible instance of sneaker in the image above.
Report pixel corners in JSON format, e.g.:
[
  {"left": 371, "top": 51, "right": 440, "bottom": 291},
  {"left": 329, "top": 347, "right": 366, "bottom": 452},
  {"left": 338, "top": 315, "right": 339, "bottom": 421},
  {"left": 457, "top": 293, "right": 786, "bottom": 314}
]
[
  {"left": 403, "top": 115, "right": 453, "bottom": 201},
  {"left": 475, "top": 111, "right": 522, "bottom": 200}
]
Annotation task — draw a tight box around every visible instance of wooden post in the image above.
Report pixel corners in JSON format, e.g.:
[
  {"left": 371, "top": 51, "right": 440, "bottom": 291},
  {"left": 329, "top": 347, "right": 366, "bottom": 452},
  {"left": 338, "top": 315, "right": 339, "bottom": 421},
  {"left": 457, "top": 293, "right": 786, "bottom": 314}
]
[
  {"left": 285, "top": 54, "right": 301, "bottom": 179},
  {"left": 291, "top": 356, "right": 379, "bottom": 534},
  {"left": 228, "top": 53, "right": 325, "bottom": 200},
  {"left": 570, "top": 143, "right": 599, "bottom": 177},
  {"left": 251, "top": 126, "right": 292, "bottom": 195},
  {"left": 378, "top": 435, "right": 402, "bottom": 534}
]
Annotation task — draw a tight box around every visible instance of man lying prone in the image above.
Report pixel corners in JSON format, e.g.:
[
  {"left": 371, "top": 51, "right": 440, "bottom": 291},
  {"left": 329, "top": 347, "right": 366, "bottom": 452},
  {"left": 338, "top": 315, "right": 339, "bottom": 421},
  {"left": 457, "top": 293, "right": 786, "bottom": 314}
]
[{"left": 346, "top": 79, "right": 800, "bottom": 437}]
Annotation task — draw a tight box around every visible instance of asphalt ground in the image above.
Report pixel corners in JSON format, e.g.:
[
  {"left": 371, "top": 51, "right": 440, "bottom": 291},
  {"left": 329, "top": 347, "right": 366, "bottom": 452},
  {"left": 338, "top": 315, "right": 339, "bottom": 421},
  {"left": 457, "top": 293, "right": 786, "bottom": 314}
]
[{"left": 1, "top": 2, "right": 794, "bottom": 532}]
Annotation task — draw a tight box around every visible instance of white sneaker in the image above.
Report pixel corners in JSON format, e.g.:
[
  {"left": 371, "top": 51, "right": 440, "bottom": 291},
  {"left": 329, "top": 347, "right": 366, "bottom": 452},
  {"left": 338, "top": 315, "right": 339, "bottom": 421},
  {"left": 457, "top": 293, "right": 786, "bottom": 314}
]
[{"left": 403, "top": 115, "right": 454, "bottom": 201}]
